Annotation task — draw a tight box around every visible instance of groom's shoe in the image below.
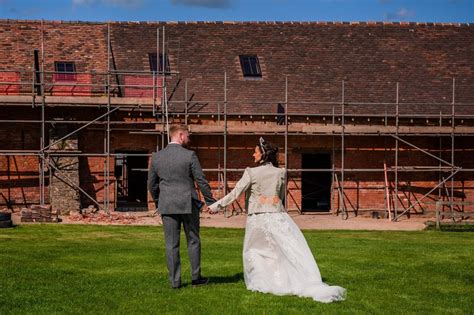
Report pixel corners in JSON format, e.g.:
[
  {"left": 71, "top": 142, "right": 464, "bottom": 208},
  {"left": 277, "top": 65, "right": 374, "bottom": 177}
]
[
  {"left": 171, "top": 281, "right": 182, "bottom": 289},
  {"left": 191, "top": 277, "right": 209, "bottom": 286}
]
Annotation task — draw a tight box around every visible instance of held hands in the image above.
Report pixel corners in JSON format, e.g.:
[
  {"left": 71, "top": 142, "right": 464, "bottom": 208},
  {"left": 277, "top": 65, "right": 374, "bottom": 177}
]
[{"left": 206, "top": 205, "right": 219, "bottom": 214}]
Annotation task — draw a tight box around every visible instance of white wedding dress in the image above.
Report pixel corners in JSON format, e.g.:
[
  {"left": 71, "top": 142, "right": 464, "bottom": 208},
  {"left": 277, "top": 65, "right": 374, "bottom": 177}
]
[{"left": 209, "top": 163, "right": 346, "bottom": 303}]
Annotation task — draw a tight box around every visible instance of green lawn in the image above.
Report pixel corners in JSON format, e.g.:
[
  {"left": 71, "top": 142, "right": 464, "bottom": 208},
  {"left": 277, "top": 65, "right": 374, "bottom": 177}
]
[{"left": 0, "top": 225, "right": 473, "bottom": 314}]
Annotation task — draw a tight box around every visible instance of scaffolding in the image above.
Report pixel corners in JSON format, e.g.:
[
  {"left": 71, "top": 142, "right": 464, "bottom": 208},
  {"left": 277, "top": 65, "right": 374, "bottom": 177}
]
[{"left": 1, "top": 25, "right": 473, "bottom": 222}]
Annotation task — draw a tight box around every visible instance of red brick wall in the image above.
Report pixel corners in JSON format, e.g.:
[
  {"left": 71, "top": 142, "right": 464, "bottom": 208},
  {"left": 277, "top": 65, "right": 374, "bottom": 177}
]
[
  {"left": 123, "top": 75, "right": 163, "bottom": 98},
  {"left": 52, "top": 74, "right": 92, "bottom": 96},
  {"left": 0, "top": 20, "right": 108, "bottom": 95},
  {"left": 2, "top": 125, "right": 474, "bottom": 214},
  {"left": 78, "top": 130, "right": 158, "bottom": 208},
  {"left": 192, "top": 134, "right": 474, "bottom": 214},
  {"left": 0, "top": 71, "right": 20, "bottom": 95},
  {"left": 78, "top": 156, "right": 114, "bottom": 208},
  {"left": 0, "top": 155, "right": 46, "bottom": 206},
  {"left": 0, "top": 123, "right": 43, "bottom": 206}
]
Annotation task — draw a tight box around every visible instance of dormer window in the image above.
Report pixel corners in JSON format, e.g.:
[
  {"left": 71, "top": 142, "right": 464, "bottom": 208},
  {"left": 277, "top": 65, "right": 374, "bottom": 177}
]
[
  {"left": 54, "top": 62, "right": 76, "bottom": 81},
  {"left": 149, "top": 53, "right": 170, "bottom": 74},
  {"left": 239, "top": 55, "right": 262, "bottom": 77}
]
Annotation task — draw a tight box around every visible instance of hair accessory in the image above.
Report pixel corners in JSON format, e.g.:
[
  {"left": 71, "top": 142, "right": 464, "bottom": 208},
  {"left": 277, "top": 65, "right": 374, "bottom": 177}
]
[{"left": 259, "top": 137, "right": 266, "bottom": 155}]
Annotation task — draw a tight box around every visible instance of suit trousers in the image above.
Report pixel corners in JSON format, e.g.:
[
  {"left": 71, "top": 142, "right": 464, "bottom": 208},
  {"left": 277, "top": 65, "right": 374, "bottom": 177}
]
[{"left": 161, "top": 206, "right": 201, "bottom": 287}]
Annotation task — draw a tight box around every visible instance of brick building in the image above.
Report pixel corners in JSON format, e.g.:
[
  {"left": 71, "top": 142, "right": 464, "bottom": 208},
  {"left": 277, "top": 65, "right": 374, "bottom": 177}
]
[{"left": 0, "top": 19, "right": 473, "bottom": 220}]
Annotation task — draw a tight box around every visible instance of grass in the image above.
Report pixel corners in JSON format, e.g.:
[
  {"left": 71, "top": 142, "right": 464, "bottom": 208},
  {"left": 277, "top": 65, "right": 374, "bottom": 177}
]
[{"left": 0, "top": 225, "right": 473, "bottom": 314}]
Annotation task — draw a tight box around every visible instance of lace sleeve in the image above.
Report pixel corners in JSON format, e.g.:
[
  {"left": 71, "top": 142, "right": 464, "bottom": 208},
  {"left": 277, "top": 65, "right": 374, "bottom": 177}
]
[{"left": 209, "top": 168, "right": 251, "bottom": 211}]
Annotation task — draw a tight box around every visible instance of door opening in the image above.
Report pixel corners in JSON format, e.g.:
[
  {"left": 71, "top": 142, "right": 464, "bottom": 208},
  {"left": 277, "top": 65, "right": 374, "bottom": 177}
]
[
  {"left": 301, "top": 153, "right": 332, "bottom": 212},
  {"left": 115, "top": 151, "right": 149, "bottom": 211}
]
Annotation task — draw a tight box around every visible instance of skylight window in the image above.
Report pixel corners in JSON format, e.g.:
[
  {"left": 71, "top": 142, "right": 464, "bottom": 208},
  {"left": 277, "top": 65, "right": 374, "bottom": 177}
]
[{"left": 239, "top": 55, "right": 262, "bottom": 77}]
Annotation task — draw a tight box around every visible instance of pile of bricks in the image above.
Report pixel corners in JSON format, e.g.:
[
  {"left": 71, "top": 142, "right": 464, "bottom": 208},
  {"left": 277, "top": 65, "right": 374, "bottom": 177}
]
[
  {"left": 69, "top": 210, "right": 138, "bottom": 224},
  {"left": 21, "top": 205, "right": 59, "bottom": 223}
]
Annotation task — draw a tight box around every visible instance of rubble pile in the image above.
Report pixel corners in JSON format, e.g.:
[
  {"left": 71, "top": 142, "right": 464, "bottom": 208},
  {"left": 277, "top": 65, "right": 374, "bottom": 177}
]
[
  {"left": 69, "top": 210, "right": 138, "bottom": 224},
  {"left": 21, "top": 205, "right": 59, "bottom": 223}
]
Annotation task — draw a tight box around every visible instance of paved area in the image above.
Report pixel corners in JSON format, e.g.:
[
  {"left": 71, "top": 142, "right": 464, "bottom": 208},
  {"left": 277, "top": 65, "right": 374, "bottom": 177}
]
[
  {"left": 11, "top": 211, "right": 428, "bottom": 231},
  {"left": 199, "top": 212, "right": 428, "bottom": 231}
]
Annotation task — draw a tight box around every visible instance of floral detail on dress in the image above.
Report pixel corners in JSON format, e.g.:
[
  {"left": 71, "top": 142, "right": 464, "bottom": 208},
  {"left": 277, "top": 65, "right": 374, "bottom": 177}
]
[{"left": 258, "top": 195, "right": 281, "bottom": 205}]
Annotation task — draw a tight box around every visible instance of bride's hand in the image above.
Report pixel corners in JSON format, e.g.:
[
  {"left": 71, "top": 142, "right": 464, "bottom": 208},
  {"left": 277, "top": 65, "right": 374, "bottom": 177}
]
[{"left": 207, "top": 206, "right": 218, "bottom": 214}]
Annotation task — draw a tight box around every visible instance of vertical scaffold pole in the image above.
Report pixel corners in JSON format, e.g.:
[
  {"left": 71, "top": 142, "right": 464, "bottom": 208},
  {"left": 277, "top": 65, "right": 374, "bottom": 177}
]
[
  {"left": 451, "top": 78, "right": 455, "bottom": 207},
  {"left": 223, "top": 72, "right": 228, "bottom": 216},
  {"left": 106, "top": 22, "right": 111, "bottom": 212},
  {"left": 340, "top": 80, "right": 345, "bottom": 219},
  {"left": 284, "top": 76, "right": 288, "bottom": 211},
  {"left": 163, "top": 26, "right": 170, "bottom": 143},
  {"left": 394, "top": 82, "right": 399, "bottom": 221},
  {"left": 40, "top": 19, "right": 46, "bottom": 205}
]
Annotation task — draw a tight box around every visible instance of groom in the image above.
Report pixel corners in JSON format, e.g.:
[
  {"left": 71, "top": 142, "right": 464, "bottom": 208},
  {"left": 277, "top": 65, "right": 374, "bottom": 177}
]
[{"left": 148, "top": 124, "right": 216, "bottom": 289}]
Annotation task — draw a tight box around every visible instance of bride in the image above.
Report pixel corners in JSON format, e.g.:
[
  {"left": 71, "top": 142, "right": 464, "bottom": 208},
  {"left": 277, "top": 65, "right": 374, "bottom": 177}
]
[{"left": 209, "top": 138, "right": 346, "bottom": 303}]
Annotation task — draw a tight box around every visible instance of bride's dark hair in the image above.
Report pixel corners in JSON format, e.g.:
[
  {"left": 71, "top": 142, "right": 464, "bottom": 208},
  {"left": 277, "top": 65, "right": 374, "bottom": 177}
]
[{"left": 259, "top": 137, "right": 279, "bottom": 167}]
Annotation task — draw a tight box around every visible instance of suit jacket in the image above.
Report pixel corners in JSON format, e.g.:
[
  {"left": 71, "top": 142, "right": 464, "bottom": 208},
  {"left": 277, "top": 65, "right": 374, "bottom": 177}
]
[
  {"left": 209, "top": 162, "right": 286, "bottom": 215},
  {"left": 147, "top": 143, "right": 216, "bottom": 215}
]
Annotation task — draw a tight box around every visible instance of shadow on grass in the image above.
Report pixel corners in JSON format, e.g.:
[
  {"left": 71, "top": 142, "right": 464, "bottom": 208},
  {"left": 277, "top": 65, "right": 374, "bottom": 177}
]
[
  {"left": 178, "top": 273, "right": 244, "bottom": 288},
  {"left": 425, "top": 222, "right": 474, "bottom": 232},
  {"left": 425, "top": 220, "right": 474, "bottom": 232},
  {"left": 439, "top": 226, "right": 474, "bottom": 232},
  {"left": 210, "top": 272, "right": 244, "bottom": 284},
  {"left": 0, "top": 224, "right": 16, "bottom": 230}
]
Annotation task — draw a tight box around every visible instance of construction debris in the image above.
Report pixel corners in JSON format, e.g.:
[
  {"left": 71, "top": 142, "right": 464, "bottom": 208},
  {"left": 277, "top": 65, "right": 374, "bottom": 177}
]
[
  {"left": 21, "top": 205, "right": 59, "bottom": 223},
  {"left": 68, "top": 211, "right": 138, "bottom": 224},
  {"left": 81, "top": 205, "right": 98, "bottom": 215}
]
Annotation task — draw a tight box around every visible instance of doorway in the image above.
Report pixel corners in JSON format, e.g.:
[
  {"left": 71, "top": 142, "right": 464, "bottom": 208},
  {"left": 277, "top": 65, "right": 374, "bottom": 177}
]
[
  {"left": 115, "top": 151, "right": 149, "bottom": 211},
  {"left": 301, "top": 153, "right": 332, "bottom": 212}
]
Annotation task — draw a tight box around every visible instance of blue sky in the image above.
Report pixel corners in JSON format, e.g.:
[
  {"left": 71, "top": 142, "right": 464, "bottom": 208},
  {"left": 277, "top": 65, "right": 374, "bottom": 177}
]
[{"left": 0, "top": 0, "right": 472, "bottom": 23}]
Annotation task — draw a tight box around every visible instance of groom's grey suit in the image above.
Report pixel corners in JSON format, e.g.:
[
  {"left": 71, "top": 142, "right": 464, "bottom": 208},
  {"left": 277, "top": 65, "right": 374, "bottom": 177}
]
[{"left": 148, "top": 143, "right": 215, "bottom": 287}]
